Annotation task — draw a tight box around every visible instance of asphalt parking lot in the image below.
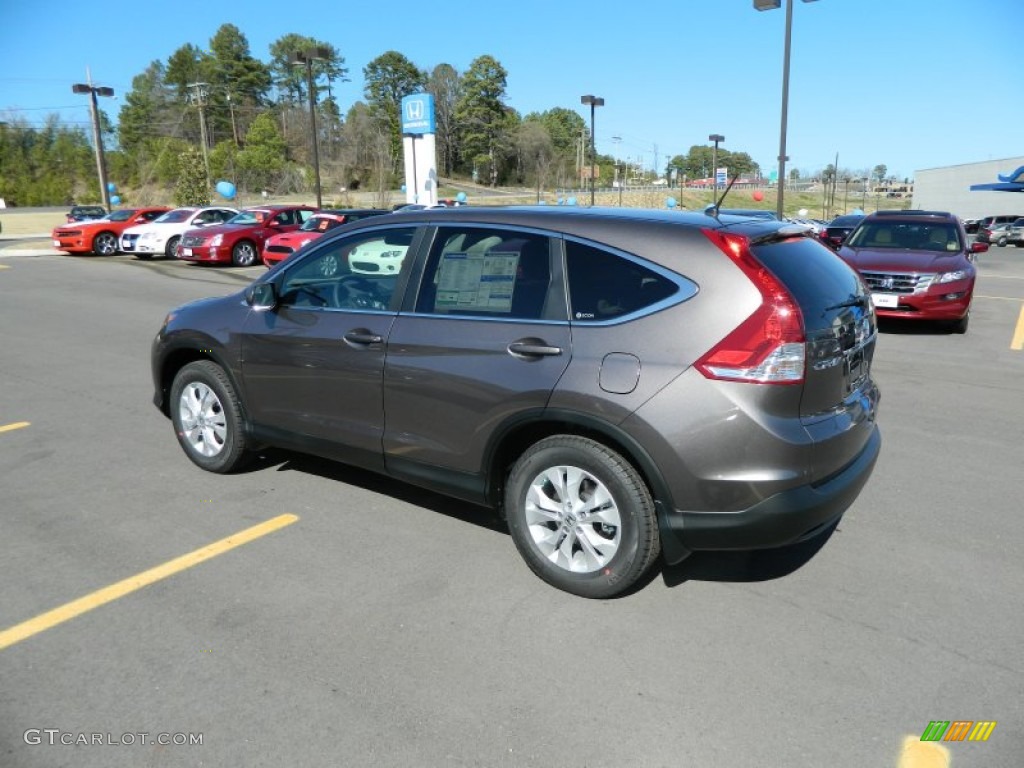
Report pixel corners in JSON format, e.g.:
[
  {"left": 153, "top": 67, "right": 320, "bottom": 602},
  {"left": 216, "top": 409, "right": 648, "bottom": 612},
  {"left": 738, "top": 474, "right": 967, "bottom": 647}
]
[{"left": 0, "top": 244, "right": 1022, "bottom": 768}]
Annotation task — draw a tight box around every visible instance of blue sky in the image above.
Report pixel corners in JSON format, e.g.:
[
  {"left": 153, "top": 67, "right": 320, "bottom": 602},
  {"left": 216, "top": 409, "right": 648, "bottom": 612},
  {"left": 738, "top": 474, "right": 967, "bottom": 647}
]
[{"left": 2, "top": 0, "right": 1021, "bottom": 181}]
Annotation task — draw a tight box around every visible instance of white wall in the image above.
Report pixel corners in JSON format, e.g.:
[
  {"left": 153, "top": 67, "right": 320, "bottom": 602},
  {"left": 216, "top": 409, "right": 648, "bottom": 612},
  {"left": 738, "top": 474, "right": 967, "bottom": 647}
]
[{"left": 912, "top": 157, "right": 1024, "bottom": 219}]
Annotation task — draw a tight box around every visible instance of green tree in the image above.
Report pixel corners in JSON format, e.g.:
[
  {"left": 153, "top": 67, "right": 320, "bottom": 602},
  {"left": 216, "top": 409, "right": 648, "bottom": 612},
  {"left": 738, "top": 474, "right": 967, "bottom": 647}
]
[
  {"left": 455, "top": 55, "right": 510, "bottom": 185},
  {"left": 364, "top": 51, "right": 426, "bottom": 172},
  {"left": 872, "top": 164, "right": 887, "bottom": 185},
  {"left": 268, "top": 34, "right": 347, "bottom": 105},
  {"left": 236, "top": 113, "right": 287, "bottom": 191},
  {"left": 206, "top": 24, "right": 272, "bottom": 145},
  {"left": 173, "top": 146, "right": 210, "bottom": 206}
]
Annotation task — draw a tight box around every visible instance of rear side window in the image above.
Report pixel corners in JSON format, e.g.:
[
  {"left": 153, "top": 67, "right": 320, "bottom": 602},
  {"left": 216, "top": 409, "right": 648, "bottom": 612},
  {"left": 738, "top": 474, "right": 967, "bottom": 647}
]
[
  {"left": 565, "top": 240, "right": 680, "bottom": 323},
  {"left": 415, "top": 226, "right": 558, "bottom": 321}
]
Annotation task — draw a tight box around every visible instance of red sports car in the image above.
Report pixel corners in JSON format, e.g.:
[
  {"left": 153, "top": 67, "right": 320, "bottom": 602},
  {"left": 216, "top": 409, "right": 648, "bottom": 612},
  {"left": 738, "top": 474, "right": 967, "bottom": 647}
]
[
  {"left": 175, "top": 205, "right": 316, "bottom": 267},
  {"left": 51, "top": 207, "right": 171, "bottom": 256},
  {"left": 262, "top": 209, "right": 390, "bottom": 267}
]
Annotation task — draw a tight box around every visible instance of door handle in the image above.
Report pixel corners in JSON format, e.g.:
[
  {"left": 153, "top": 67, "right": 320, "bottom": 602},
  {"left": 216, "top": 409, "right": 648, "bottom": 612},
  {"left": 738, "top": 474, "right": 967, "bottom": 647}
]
[
  {"left": 508, "top": 340, "right": 563, "bottom": 358},
  {"left": 344, "top": 330, "right": 383, "bottom": 345}
]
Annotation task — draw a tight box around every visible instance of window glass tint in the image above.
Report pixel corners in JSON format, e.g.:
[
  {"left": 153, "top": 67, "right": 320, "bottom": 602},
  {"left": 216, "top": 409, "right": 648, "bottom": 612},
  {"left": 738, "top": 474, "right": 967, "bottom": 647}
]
[
  {"left": 415, "top": 227, "right": 555, "bottom": 320},
  {"left": 107, "top": 210, "right": 134, "bottom": 222},
  {"left": 565, "top": 240, "right": 678, "bottom": 322},
  {"left": 752, "top": 237, "right": 863, "bottom": 314},
  {"left": 278, "top": 227, "right": 415, "bottom": 311}
]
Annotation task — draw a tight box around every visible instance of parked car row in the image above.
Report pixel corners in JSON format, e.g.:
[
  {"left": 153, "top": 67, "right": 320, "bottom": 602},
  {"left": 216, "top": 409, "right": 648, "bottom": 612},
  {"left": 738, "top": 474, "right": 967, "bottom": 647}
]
[{"left": 52, "top": 205, "right": 393, "bottom": 267}]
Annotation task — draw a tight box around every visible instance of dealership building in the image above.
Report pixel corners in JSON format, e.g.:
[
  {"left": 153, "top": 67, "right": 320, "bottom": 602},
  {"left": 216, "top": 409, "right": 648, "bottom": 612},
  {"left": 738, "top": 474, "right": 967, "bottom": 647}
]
[{"left": 912, "top": 156, "right": 1024, "bottom": 219}]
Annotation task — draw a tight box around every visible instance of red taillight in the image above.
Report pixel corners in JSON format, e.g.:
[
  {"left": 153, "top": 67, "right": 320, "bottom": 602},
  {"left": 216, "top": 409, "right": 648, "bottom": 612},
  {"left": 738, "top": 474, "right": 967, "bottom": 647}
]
[{"left": 695, "top": 229, "right": 805, "bottom": 384}]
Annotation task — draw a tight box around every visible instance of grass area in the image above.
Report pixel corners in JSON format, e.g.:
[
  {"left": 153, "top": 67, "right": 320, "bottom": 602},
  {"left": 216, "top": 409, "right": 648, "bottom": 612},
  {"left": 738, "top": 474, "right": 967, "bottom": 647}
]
[{"left": 0, "top": 210, "right": 66, "bottom": 236}]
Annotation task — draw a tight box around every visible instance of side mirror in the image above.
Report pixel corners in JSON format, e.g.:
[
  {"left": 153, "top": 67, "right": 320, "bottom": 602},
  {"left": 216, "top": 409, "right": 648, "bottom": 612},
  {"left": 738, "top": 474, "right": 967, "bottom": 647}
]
[{"left": 246, "top": 282, "right": 277, "bottom": 310}]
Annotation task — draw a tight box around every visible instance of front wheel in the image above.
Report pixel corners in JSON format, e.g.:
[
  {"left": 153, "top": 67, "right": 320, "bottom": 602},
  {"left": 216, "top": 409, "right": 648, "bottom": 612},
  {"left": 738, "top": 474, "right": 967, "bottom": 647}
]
[
  {"left": 164, "top": 236, "right": 180, "bottom": 259},
  {"left": 504, "top": 436, "right": 661, "bottom": 598},
  {"left": 169, "top": 361, "right": 250, "bottom": 473},
  {"left": 996, "top": 236, "right": 1007, "bottom": 247},
  {"left": 232, "top": 240, "right": 258, "bottom": 267},
  {"left": 93, "top": 231, "right": 118, "bottom": 256}
]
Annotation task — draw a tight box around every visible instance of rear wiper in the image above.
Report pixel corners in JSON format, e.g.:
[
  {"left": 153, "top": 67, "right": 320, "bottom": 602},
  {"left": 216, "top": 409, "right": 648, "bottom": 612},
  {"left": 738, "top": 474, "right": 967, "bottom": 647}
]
[{"left": 824, "top": 294, "right": 865, "bottom": 311}]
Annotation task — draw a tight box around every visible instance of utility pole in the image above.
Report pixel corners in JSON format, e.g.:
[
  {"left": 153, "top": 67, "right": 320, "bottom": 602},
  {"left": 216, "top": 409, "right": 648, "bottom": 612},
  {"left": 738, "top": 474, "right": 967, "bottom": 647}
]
[
  {"left": 186, "top": 82, "right": 211, "bottom": 188},
  {"left": 71, "top": 70, "right": 114, "bottom": 211},
  {"left": 290, "top": 47, "right": 331, "bottom": 209}
]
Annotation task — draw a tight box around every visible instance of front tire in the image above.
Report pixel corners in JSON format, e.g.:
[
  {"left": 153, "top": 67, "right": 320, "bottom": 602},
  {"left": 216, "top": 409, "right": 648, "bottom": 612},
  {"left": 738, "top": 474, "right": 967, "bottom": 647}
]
[
  {"left": 165, "top": 236, "right": 180, "bottom": 259},
  {"left": 232, "top": 240, "right": 258, "bottom": 267},
  {"left": 950, "top": 312, "right": 969, "bottom": 334},
  {"left": 93, "top": 231, "right": 118, "bottom": 256},
  {"left": 504, "top": 436, "right": 661, "bottom": 598},
  {"left": 169, "top": 361, "right": 250, "bottom": 473},
  {"left": 996, "top": 236, "right": 1007, "bottom": 247}
]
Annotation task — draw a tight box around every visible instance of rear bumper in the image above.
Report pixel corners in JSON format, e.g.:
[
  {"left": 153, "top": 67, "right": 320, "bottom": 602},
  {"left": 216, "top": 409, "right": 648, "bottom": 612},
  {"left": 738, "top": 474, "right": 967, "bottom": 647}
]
[{"left": 663, "top": 426, "right": 881, "bottom": 552}]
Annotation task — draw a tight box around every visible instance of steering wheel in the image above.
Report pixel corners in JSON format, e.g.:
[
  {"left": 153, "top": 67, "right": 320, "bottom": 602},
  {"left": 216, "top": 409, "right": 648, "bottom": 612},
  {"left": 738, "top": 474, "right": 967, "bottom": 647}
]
[{"left": 332, "top": 275, "right": 387, "bottom": 310}]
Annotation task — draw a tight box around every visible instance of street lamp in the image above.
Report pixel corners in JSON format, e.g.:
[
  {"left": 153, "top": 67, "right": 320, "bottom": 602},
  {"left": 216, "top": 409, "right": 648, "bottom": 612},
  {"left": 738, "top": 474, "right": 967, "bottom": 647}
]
[
  {"left": 754, "top": 0, "right": 818, "bottom": 219},
  {"left": 290, "top": 47, "right": 331, "bottom": 208},
  {"left": 72, "top": 81, "right": 114, "bottom": 211},
  {"left": 708, "top": 134, "right": 725, "bottom": 200},
  {"left": 580, "top": 94, "right": 604, "bottom": 206}
]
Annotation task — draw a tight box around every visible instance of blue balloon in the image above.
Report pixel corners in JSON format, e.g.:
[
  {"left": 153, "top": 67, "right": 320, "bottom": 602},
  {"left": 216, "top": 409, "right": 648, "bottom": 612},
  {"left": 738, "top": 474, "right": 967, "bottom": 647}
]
[
  {"left": 107, "top": 182, "right": 117, "bottom": 193},
  {"left": 110, "top": 195, "right": 121, "bottom": 205},
  {"left": 401, "top": 184, "right": 407, "bottom": 193},
  {"left": 567, "top": 197, "right": 577, "bottom": 206},
  {"left": 537, "top": 200, "right": 547, "bottom": 205},
  {"left": 557, "top": 198, "right": 564, "bottom": 205},
  {"left": 456, "top": 191, "right": 467, "bottom": 203},
  {"left": 666, "top": 197, "right": 677, "bottom": 208},
  {"left": 215, "top": 180, "right": 236, "bottom": 200}
]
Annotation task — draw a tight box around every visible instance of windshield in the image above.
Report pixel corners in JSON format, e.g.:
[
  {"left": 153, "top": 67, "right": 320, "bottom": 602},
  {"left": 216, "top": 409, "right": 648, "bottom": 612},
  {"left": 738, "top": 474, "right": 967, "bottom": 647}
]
[
  {"left": 226, "top": 210, "right": 270, "bottom": 226},
  {"left": 107, "top": 210, "right": 135, "bottom": 222},
  {"left": 154, "top": 208, "right": 197, "bottom": 224},
  {"left": 846, "top": 221, "right": 962, "bottom": 252},
  {"left": 300, "top": 215, "right": 343, "bottom": 233}
]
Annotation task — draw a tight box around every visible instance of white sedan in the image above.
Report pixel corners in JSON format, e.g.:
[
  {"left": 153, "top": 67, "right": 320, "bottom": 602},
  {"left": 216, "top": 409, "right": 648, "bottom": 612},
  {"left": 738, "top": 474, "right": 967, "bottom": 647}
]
[{"left": 120, "top": 206, "right": 238, "bottom": 259}]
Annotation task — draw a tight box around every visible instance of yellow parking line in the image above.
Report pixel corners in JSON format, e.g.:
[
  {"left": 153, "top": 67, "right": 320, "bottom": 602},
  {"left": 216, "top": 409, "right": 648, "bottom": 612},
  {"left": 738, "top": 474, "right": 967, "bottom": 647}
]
[
  {"left": 0, "top": 421, "right": 30, "bottom": 433},
  {"left": 0, "top": 264, "right": 10, "bottom": 270},
  {"left": 0, "top": 513, "right": 299, "bottom": 651},
  {"left": 1012, "top": 305, "right": 1024, "bottom": 351}
]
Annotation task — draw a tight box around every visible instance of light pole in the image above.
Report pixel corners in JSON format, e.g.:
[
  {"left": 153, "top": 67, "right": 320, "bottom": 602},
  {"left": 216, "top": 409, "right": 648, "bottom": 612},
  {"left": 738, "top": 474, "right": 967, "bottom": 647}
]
[
  {"left": 708, "top": 134, "right": 725, "bottom": 201},
  {"left": 291, "top": 47, "right": 331, "bottom": 208},
  {"left": 580, "top": 94, "right": 604, "bottom": 206},
  {"left": 754, "top": 0, "right": 818, "bottom": 219},
  {"left": 72, "top": 79, "right": 114, "bottom": 211}
]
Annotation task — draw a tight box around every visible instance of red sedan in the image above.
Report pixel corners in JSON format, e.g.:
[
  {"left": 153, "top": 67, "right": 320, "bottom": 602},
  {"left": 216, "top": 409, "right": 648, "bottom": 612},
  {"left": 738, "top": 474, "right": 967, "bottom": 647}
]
[
  {"left": 176, "top": 205, "right": 317, "bottom": 267},
  {"left": 51, "top": 207, "right": 170, "bottom": 256},
  {"left": 262, "top": 209, "right": 391, "bottom": 267}
]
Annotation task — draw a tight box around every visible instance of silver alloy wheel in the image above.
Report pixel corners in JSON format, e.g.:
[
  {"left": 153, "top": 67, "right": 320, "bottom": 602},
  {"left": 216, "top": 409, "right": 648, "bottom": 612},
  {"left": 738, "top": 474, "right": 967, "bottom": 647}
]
[
  {"left": 94, "top": 233, "right": 117, "bottom": 255},
  {"left": 233, "top": 242, "right": 257, "bottom": 266},
  {"left": 524, "top": 465, "right": 622, "bottom": 573},
  {"left": 318, "top": 253, "right": 340, "bottom": 276},
  {"left": 178, "top": 381, "right": 227, "bottom": 457}
]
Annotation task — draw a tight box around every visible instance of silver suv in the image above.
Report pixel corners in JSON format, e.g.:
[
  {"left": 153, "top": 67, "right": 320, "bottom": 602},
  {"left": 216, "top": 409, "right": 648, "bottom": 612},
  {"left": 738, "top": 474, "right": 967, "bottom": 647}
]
[{"left": 152, "top": 207, "right": 881, "bottom": 598}]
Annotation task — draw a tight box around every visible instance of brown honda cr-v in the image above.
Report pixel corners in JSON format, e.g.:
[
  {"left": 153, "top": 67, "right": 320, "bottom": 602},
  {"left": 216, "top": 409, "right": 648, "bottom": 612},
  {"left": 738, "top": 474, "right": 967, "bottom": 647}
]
[{"left": 152, "top": 206, "right": 881, "bottom": 598}]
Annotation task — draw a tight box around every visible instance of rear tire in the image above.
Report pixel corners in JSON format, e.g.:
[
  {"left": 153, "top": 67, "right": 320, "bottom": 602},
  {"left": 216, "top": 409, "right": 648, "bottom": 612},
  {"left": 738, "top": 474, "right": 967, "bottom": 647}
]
[
  {"left": 169, "top": 361, "right": 251, "bottom": 473},
  {"left": 504, "top": 436, "right": 660, "bottom": 598},
  {"left": 996, "top": 236, "right": 1007, "bottom": 247},
  {"left": 165, "top": 236, "right": 180, "bottom": 259}
]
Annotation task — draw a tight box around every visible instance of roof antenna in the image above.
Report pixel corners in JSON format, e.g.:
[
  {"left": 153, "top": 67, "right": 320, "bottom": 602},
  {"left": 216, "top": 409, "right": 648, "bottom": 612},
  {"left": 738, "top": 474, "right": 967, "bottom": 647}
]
[{"left": 704, "top": 173, "right": 741, "bottom": 217}]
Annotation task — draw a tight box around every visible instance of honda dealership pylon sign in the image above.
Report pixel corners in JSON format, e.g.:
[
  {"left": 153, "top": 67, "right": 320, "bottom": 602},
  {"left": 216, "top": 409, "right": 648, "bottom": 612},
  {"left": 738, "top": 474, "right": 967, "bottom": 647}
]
[{"left": 401, "top": 93, "right": 438, "bottom": 206}]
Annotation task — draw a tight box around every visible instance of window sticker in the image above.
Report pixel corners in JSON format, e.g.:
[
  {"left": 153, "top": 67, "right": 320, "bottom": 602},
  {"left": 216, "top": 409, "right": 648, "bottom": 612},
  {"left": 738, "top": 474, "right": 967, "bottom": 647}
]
[{"left": 435, "top": 252, "right": 520, "bottom": 313}]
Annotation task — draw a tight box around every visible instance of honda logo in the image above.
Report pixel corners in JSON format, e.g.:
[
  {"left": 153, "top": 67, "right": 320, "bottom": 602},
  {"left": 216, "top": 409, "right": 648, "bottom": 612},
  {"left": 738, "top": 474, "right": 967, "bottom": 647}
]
[{"left": 405, "top": 100, "right": 424, "bottom": 121}]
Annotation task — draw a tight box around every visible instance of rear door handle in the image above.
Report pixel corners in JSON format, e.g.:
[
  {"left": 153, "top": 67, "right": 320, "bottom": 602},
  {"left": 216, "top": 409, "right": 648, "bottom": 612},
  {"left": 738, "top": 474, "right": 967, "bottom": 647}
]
[
  {"left": 344, "top": 330, "right": 383, "bottom": 345},
  {"left": 508, "top": 340, "right": 563, "bottom": 358}
]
